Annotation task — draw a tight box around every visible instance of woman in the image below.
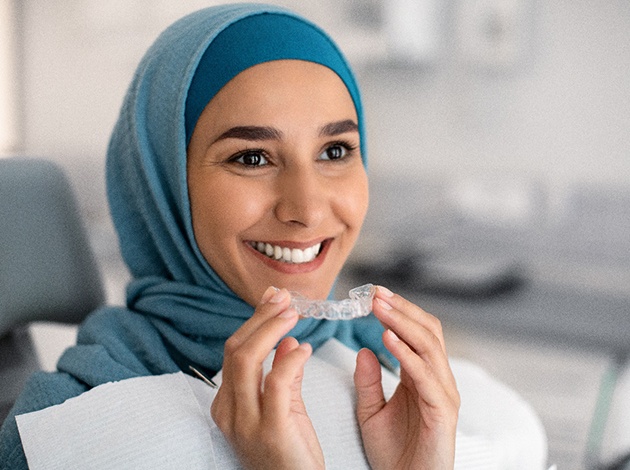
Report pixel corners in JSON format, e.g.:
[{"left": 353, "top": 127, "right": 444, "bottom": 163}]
[{"left": 0, "top": 4, "right": 459, "bottom": 468}]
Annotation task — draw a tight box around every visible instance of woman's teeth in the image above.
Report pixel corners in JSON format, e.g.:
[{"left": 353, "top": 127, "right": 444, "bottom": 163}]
[{"left": 253, "top": 241, "right": 322, "bottom": 264}]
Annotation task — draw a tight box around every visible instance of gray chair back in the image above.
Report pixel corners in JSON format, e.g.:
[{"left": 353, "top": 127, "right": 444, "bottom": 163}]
[{"left": 0, "top": 158, "right": 104, "bottom": 336}]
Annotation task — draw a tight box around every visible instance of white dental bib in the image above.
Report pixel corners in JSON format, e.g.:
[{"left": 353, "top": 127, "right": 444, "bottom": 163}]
[{"left": 16, "top": 339, "right": 548, "bottom": 469}]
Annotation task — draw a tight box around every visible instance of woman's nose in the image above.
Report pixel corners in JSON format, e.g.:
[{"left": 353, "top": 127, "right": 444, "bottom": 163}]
[{"left": 273, "top": 167, "right": 329, "bottom": 228}]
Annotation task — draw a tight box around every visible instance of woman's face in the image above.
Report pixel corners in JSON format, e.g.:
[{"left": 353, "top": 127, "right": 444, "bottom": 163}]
[{"left": 187, "top": 60, "right": 368, "bottom": 307}]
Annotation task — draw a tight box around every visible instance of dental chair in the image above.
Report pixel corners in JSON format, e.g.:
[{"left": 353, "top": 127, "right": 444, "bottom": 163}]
[{"left": 0, "top": 157, "right": 104, "bottom": 422}]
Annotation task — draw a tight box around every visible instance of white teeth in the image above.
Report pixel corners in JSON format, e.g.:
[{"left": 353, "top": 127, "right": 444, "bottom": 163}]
[
  {"left": 292, "top": 248, "right": 304, "bottom": 263},
  {"left": 264, "top": 243, "right": 274, "bottom": 257},
  {"left": 252, "top": 241, "right": 323, "bottom": 264}
]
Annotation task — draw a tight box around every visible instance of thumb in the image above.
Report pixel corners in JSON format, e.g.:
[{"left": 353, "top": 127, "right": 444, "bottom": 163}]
[
  {"left": 354, "top": 348, "right": 386, "bottom": 426},
  {"left": 273, "top": 336, "right": 300, "bottom": 366}
]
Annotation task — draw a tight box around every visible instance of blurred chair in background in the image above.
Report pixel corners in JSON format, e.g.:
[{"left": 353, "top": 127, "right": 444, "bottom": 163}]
[{"left": 0, "top": 157, "right": 104, "bottom": 421}]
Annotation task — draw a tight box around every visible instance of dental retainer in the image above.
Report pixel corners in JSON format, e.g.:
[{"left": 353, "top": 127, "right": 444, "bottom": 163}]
[{"left": 290, "top": 283, "right": 375, "bottom": 320}]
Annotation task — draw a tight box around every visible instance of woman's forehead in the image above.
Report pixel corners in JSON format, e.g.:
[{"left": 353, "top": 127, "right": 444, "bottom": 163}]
[{"left": 212, "top": 60, "right": 354, "bottom": 108}]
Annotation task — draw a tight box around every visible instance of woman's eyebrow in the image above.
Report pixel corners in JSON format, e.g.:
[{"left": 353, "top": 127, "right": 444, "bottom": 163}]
[
  {"left": 212, "top": 120, "right": 358, "bottom": 144},
  {"left": 319, "top": 119, "right": 358, "bottom": 137},
  {"left": 214, "top": 126, "right": 283, "bottom": 142}
]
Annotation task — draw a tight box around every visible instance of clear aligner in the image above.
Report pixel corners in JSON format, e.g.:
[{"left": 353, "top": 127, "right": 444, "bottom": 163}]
[{"left": 289, "top": 284, "right": 375, "bottom": 320}]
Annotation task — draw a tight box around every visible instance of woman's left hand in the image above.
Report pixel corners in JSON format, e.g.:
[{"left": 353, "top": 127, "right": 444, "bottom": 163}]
[{"left": 354, "top": 286, "right": 460, "bottom": 470}]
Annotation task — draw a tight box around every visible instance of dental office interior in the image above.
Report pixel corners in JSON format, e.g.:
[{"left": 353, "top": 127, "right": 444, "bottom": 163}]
[{"left": 1, "top": 0, "right": 630, "bottom": 468}]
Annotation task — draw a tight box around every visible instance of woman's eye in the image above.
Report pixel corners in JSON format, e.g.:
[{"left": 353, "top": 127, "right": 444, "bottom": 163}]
[
  {"left": 319, "top": 144, "right": 348, "bottom": 161},
  {"left": 233, "top": 151, "right": 268, "bottom": 167}
]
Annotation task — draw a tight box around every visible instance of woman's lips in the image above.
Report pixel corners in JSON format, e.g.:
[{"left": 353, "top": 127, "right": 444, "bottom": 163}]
[{"left": 245, "top": 239, "right": 331, "bottom": 274}]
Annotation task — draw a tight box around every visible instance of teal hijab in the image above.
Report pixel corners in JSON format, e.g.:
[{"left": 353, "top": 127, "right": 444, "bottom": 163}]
[{"left": 64, "top": 3, "right": 394, "bottom": 382}]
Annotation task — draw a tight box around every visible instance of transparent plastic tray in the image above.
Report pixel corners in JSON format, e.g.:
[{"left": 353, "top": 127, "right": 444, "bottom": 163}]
[{"left": 290, "top": 283, "right": 375, "bottom": 320}]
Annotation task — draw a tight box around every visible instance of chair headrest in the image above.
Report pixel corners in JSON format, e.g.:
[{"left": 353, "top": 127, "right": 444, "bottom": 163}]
[{"left": 0, "top": 158, "right": 105, "bottom": 336}]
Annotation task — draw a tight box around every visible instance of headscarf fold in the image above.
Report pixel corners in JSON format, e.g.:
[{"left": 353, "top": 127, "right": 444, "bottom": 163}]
[{"left": 57, "top": 3, "right": 395, "bottom": 386}]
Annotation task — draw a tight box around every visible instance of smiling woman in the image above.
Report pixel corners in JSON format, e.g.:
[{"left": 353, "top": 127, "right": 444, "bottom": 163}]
[{"left": 0, "top": 4, "right": 460, "bottom": 469}]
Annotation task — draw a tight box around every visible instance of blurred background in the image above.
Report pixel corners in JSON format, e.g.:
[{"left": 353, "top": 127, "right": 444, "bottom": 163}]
[{"left": 2, "top": 1, "right": 630, "bottom": 468}]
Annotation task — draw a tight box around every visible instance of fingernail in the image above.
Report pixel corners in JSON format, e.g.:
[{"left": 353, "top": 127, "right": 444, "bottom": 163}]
[
  {"left": 279, "top": 307, "right": 298, "bottom": 319},
  {"left": 376, "top": 297, "right": 392, "bottom": 310},
  {"left": 387, "top": 329, "right": 400, "bottom": 342},
  {"left": 261, "top": 286, "right": 279, "bottom": 303},
  {"left": 298, "top": 342, "right": 312, "bottom": 353},
  {"left": 270, "top": 288, "right": 288, "bottom": 304},
  {"left": 377, "top": 285, "right": 394, "bottom": 297}
]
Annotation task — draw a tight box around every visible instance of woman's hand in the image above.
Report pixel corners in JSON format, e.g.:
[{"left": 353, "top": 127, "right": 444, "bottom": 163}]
[
  {"left": 210, "top": 287, "right": 324, "bottom": 470},
  {"left": 354, "top": 286, "right": 460, "bottom": 470}
]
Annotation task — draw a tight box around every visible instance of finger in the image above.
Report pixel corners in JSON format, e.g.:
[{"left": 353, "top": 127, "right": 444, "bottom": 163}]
[
  {"left": 223, "top": 307, "right": 298, "bottom": 393},
  {"left": 373, "top": 296, "right": 445, "bottom": 362},
  {"left": 383, "top": 329, "right": 458, "bottom": 407},
  {"left": 374, "top": 302, "right": 457, "bottom": 396},
  {"left": 223, "top": 288, "right": 296, "bottom": 375},
  {"left": 227, "top": 287, "right": 292, "bottom": 349},
  {"left": 273, "top": 336, "right": 300, "bottom": 367},
  {"left": 262, "top": 342, "right": 312, "bottom": 424},
  {"left": 353, "top": 348, "right": 386, "bottom": 427},
  {"left": 221, "top": 301, "right": 299, "bottom": 426},
  {"left": 374, "top": 286, "right": 446, "bottom": 353},
  {"left": 372, "top": 289, "right": 454, "bottom": 389}
]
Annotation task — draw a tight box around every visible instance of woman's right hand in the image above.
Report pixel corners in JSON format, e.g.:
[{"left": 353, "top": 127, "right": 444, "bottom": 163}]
[{"left": 210, "top": 286, "right": 325, "bottom": 470}]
